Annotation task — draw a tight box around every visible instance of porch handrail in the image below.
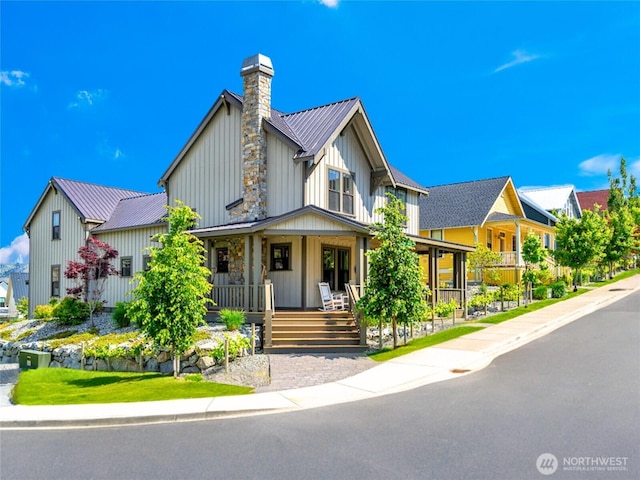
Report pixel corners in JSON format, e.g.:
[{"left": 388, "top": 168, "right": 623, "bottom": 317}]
[{"left": 345, "top": 283, "right": 367, "bottom": 347}]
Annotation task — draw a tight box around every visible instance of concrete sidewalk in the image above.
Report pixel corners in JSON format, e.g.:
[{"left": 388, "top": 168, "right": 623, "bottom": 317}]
[{"left": 1, "top": 275, "right": 638, "bottom": 429}]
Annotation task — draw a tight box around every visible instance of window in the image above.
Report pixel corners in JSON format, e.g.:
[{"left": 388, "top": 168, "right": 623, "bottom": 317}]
[
  {"left": 51, "top": 265, "right": 60, "bottom": 297},
  {"left": 486, "top": 229, "right": 493, "bottom": 250},
  {"left": 121, "top": 257, "right": 132, "bottom": 277},
  {"left": 270, "top": 244, "right": 290, "bottom": 271},
  {"left": 216, "top": 247, "right": 229, "bottom": 273},
  {"left": 544, "top": 233, "right": 551, "bottom": 249},
  {"left": 52, "top": 211, "right": 60, "bottom": 240},
  {"left": 328, "top": 168, "right": 355, "bottom": 214},
  {"left": 386, "top": 186, "right": 407, "bottom": 211},
  {"left": 142, "top": 255, "right": 151, "bottom": 271},
  {"left": 430, "top": 229, "right": 443, "bottom": 240},
  {"left": 511, "top": 235, "right": 517, "bottom": 253}
]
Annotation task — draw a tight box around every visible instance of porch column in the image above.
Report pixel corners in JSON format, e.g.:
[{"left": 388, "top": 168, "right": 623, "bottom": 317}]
[
  {"left": 428, "top": 247, "right": 437, "bottom": 309},
  {"left": 515, "top": 221, "right": 522, "bottom": 266},
  {"left": 462, "top": 252, "right": 468, "bottom": 320},
  {"left": 355, "top": 236, "right": 368, "bottom": 291},
  {"left": 251, "top": 234, "right": 261, "bottom": 312},
  {"left": 244, "top": 236, "right": 251, "bottom": 311}
]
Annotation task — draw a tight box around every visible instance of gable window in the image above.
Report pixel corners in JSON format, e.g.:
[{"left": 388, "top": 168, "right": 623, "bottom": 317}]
[
  {"left": 51, "top": 265, "right": 60, "bottom": 297},
  {"left": 486, "top": 228, "right": 493, "bottom": 250},
  {"left": 270, "top": 244, "right": 290, "bottom": 271},
  {"left": 52, "top": 211, "right": 61, "bottom": 240},
  {"left": 121, "top": 257, "right": 132, "bottom": 277},
  {"left": 386, "top": 186, "right": 407, "bottom": 211},
  {"left": 216, "top": 247, "right": 229, "bottom": 273},
  {"left": 142, "top": 255, "right": 151, "bottom": 271},
  {"left": 328, "top": 168, "right": 354, "bottom": 215}
]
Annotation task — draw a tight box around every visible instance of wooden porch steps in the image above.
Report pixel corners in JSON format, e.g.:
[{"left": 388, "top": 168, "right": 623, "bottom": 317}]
[{"left": 265, "top": 310, "right": 366, "bottom": 354}]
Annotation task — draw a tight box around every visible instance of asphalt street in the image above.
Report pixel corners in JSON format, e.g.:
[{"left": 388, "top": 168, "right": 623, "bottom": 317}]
[{"left": 1, "top": 291, "right": 638, "bottom": 480}]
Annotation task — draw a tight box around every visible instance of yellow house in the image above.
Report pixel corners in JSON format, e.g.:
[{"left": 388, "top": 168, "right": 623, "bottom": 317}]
[{"left": 418, "top": 176, "right": 559, "bottom": 285}]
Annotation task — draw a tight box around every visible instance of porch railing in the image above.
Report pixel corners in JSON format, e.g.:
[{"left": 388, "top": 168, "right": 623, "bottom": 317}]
[
  {"left": 434, "top": 288, "right": 464, "bottom": 305},
  {"left": 210, "top": 285, "right": 265, "bottom": 312},
  {"left": 497, "top": 251, "right": 517, "bottom": 265}
]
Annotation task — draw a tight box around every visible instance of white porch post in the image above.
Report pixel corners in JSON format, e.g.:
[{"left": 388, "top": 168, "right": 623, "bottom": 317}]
[
  {"left": 515, "top": 221, "right": 522, "bottom": 266},
  {"left": 251, "top": 234, "right": 261, "bottom": 312},
  {"left": 244, "top": 236, "right": 251, "bottom": 311}
]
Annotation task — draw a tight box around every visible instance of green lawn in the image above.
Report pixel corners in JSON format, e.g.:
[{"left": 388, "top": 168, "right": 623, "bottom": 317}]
[
  {"left": 368, "top": 326, "right": 484, "bottom": 362},
  {"left": 12, "top": 369, "right": 253, "bottom": 405}
]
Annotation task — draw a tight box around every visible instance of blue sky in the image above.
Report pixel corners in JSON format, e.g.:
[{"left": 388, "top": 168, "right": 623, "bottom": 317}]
[{"left": 1, "top": 0, "right": 639, "bottom": 263}]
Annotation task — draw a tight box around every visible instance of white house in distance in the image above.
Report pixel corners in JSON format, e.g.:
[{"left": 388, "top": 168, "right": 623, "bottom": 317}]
[
  {"left": 518, "top": 185, "right": 582, "bottom": 219},
  {"left": 24, "top": 54, "right": 473, "bottom": 352}
]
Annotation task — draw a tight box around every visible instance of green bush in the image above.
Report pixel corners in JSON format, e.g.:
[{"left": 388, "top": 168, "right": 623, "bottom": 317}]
[
  {"left": 112, "top": 301, "right": 132, "bottom": 328},
  {"left": 34, "top": 304, "right": 55, "bottom": 320},
  {"left": 532, "top": 285, "right": 549, "bottom": 300},
  {"left": 16, "top": 297, "right": 29, "bottom": 318},
  {"left": 550, "top": 281, "right": 567, "bottom": 298},
  {"left": 53, "top": 297, "right": 90, "bottom": 325},
  {"left": 219, "top": 309, "right": 245, "bottom": 331}
]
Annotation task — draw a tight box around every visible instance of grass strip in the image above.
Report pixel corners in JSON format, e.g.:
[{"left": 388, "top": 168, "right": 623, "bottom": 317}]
[
  {"left": 477, "top": 288, "right": 588, "bottom": 325},
  {"left": 12, "top": 368, "right": 253, "bottom": 406},
  {"left": 368, "top": 326, "right": 484, "bottom": 362}
]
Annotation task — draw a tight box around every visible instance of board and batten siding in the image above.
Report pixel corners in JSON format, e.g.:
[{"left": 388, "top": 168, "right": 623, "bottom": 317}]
[
  {"left": 265, "top": 236, "right": 302, "bottom": 308},
  {"left": 266, "top": 135, "right": 303, "bottom": 216},
  {"left": 27, "top": 190, "right": 88, "bottom": 314},
  {"left": 95, "top": 226, "right": 166, "bottom": 308},
  {"left": 167, "top": 106, "right": 242, "bottom": 228}
]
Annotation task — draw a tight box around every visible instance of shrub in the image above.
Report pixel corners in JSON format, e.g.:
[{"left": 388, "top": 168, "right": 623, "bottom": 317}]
[
  {"left": 112, "top": 301, "right": 132, "bottom": 328},
  {"left": 34, "top": 304, "right": 55, "bottom": 320},
  {"left": 550, "top": 281, "right": 567, "bottom": 298},
  {"left": 532, "top": 285, "right": 549, "bottom": 300},
  {"left": 219, "top": 309, "right": 245, "bottom": 331},
  {"left": 16, "top": 297, "right": 29, "bottom": 318},
  {"left": 53, "top": 297, "right": 90, "bottom": 325}
]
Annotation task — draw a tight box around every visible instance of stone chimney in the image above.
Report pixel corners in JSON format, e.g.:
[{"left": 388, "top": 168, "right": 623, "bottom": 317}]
[{"left": 235, "top": 53, "right": 274, "bottom": 222}]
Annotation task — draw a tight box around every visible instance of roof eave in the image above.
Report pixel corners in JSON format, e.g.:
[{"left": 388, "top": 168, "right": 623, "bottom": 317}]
[{"left": 159, "top": 90, "right": 241, "bottom": 186}]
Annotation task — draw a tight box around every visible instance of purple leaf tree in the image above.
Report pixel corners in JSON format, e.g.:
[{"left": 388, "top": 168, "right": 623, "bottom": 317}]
[{"left": 64, "top": 237, "right": 119, "bottom": 325}]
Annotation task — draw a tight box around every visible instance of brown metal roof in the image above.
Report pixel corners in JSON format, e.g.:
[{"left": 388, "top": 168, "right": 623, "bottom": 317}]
[{"left": 92, "top": 192, "right": 167, "bottom": 232}]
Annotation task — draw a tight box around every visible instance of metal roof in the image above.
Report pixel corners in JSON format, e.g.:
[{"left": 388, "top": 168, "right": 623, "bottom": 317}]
[
  {"left": 389, "top": 166, "right": 429, "bottom": 195},
  {"left": 518, "top": 185, "right": 578, "bottom": 212},
  {"left": 92, "top": 192, "right": 167, "bottom": 232},
  {"left": 53, "top": 177, "right": 148, "bottom": 222},
  {"left": 419, "top": 176, "right": 514, "bottom": 230},
  {"left": 8, "top": 272, "right": 28, "bottom": 302}
]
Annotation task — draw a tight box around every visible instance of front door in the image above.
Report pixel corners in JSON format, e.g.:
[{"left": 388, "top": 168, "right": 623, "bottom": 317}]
[{"left": 322, "top": 246, "right": 350, "bottom": 291}]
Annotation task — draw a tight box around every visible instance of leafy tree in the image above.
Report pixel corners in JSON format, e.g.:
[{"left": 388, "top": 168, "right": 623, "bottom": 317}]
[
  {"left": 603, "top": 208, "right": 635, "bottom": 278},
  {"left": 605, "top": 156, "right": 640, "bottom": 273},
  {"left": 357, "top": 194, "right": 428, "bottom": 349},
  {"left": 553, "top": 208, "right": 609, "bottom": 291},
  {"left": 128, "top": 201, "right": 213, "bottom": 377},
  {"left": 64, "top": 237, "right": 119, "bottom": 325},
  {"left": 521, "top": 232, "right": 547, "bottom": 306},
  {"left": 468, "top": 244, "right": 501, "bottom": 285},
  {"left": 16, "top": 297, "right": 29, "bottom": 318}
]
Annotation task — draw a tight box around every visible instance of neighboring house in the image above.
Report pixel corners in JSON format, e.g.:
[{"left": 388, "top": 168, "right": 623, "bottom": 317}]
[
  {"left": 6, "top": 272, "right": 29, "bottom": 318},
  {"left": 23, "top": 53, "right": 473, "bottom": 351},
  {"left": 576, "top": 189, "right": 609, "bottom": 212},
  {"left": 0, "top": 280, "right": 7, "bottom": 317},
  {"left": 518, "top": 185, "right": 582, "bottom": 219},
  {"left": 419, "top": 176, "right": 558, "bottom": 284},
  {"left": 23, "top": 177, "right": 167, "bottom": 317}
]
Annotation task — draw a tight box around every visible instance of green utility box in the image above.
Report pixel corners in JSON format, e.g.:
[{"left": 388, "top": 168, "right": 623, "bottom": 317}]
[{"left": 19, "top": 350, "right": 51, "bottom": 370}]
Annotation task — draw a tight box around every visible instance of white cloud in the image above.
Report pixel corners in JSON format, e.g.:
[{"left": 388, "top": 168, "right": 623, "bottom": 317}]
[
  {"left": 0, "top": 233, "right": 29, "bottom": 264},
  {"left": 319, "top": 0, "right": 339, "bottom": 7},
  {"left": 113, "top": 148, "right": 125, "bottom": 160},
  {"left": 0, "top": 70, "right": 30, "bottom": 87},
  {"left": 97, "top": 138, "right": 125, "bottom": 161},
  {"left": 628, "top": 158, "right": 640, "bottom": 177},
  {"left": 68, "top": 89, "right": 107, "bottom": 109},
  {"left": 494, "top": 50, "right": 541, "bottom": 73},
  {"left": 578, "top": 153, "right": 623, "bottom": 176}
]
